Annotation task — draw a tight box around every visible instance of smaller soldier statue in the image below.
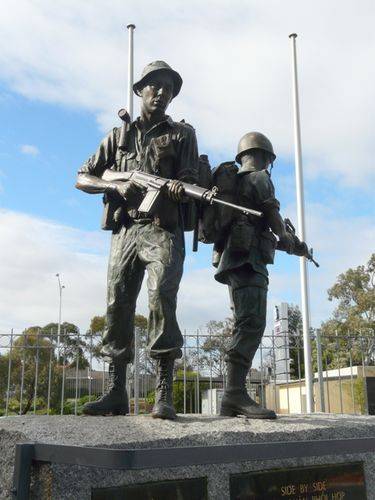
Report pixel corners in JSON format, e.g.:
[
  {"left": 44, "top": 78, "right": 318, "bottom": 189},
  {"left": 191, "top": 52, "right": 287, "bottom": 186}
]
[{"left": 202, "top": 132, "right": 311, "bottom": 419}]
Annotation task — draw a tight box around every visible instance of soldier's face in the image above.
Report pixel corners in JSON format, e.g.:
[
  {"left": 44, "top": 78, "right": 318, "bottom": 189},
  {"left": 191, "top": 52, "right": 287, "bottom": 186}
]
[
  {"left": 140, "top": 73, "right": 174, "bottom": 116},
  {"left": 241, "top": 149, "right": 271, "bottom": 171}
]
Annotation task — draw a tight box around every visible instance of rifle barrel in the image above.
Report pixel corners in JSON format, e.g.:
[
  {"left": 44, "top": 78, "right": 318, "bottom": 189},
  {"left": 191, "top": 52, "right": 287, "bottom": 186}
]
[{"left": 213, "top": 198, "right": 263, "bottom": 218}]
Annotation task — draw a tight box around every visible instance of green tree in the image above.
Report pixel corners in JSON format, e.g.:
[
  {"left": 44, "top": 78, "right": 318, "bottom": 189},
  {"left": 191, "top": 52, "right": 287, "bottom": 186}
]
[
  {"left": 42, "top": 322, "right": 88, "bottom": 368},
  {"left": 90, "top": 316, "right": 106, "bottom": 334},
  {"left": 87, "top": 315, "right": 106, "bottom": 361},
  {"left": 321, "top": 253, "right": 375, "bottom": 366},
  {"left": 198, "top": 319, "right": 233, "bottom": 377},
  {"left": 86, "top": 313, "right": 151, "bottom": 370},
  {"left": 5, "top": 328, "right": 62, "bottom": 414}
]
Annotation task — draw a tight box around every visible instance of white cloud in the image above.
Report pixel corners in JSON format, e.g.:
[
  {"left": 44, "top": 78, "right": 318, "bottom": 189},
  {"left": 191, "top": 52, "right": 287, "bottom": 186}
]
[
  {"left": 20, "top": 144, "right": 39, "bottom": 156},
  {"left": 0, "top": 210, "right": 107, "bottom": 333},
  {"left": 0, "top": 1, "right": 374, "bottom": 186}
]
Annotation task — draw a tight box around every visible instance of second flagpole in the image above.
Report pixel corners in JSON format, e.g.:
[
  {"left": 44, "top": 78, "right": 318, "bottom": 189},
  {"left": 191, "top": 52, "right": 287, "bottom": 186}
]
[{"left": 289, "top": 33, "right": 314, "bottom": 414}]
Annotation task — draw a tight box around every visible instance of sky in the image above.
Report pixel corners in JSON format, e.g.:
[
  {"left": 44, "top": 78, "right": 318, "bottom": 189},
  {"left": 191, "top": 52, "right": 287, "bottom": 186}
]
[{"left": 0, "top": 0, "right": 374, "bottom": 338}]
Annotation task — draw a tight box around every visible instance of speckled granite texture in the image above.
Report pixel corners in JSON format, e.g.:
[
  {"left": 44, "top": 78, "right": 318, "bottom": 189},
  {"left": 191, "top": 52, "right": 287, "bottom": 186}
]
[{"left": 1, "top": 413, "right": 375, "bottom": 499}]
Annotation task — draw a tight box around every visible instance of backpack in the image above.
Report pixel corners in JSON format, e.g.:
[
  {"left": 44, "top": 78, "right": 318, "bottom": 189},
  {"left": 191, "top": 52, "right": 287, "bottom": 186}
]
[{"left": 198, "top": 161, "right": 238, "bottom": 244}]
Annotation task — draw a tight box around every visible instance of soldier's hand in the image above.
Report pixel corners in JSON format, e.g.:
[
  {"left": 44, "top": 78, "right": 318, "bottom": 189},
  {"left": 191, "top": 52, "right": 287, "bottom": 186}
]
[
  {"left": 167, "top": 180, "right": 185, "bottom": 202},
  {"left": 279, "top": 232, "right": 295, "bottom": 254},
  {"left": 113, "top": 181, "right": 144, "bottom": 207},
  {"left": 294, "top": 240, "right": 309, "bottom": 257}
]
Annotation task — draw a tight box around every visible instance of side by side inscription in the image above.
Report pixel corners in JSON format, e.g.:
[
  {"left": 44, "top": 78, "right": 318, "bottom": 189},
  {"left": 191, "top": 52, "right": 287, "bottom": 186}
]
[{"left": 230, "top": 462, "right": 366, "bottom": 500}]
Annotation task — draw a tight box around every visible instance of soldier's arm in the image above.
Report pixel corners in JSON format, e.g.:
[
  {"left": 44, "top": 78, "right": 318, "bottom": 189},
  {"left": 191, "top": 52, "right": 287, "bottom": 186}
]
[
  {"left": 169, "top": 124, "right": 199, "bottom": 202},
  {"left": 175, "top": 125, "right": 199, "bottom": 183},
  {"left": 266, "top": 208, "right": 293, "bottom": 249},
  {"left": 252, "top": 171, "right": 294, "bottom": 252},
  {"left": 75, "top": 128, "right": 120, "bottom": 195}
]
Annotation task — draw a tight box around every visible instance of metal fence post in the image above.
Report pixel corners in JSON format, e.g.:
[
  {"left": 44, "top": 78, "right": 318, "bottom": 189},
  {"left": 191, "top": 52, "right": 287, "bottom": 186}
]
[
  {"left": 297, "top": 333, "right": 303, "bottom": 413},
  {"left": 272, "top": 330, "right": 277, "bottom": 412},
  {"left": 260, "top": 341, "right": 264, "bottom": 407},
  {"left": 5, "top": 328, "right": 14, "bottom": 416},
  {"left": 316, "top": 329, "right": 325, "bottom": 412},
  {"left": 360, "top": 336, "right": 369, "bottom": 414},
  {"left": 60, "top": 329, "right": 66, "bottom": 415},
  {"left": 33, "top": 329, "right": 40, "bottom": 415},
  {"left": 89, "top": 333, "right": 93, "bottom": 402},
  {"left": 134, "top": 326, "right": 139, "bottom": 415},
  {"left": 196, "top": 330, "right": 200, "bottom": 414},
  {"left": 323, "top": 336, "right": 331, "bottom": 413},
  {"left": 47, "top": 340, "right": 53, "bottom": 415},
  {"left": 183, "top": 330, "right": 187, "bottom": 414},
  {"left": 209, "top": 329, "right": 213, "bottom": 415},
  {"left": 19, "top": 333, "right": 26, "bottom": 415},
  {"left": 284, "top": 330, "right": 290, "bottom": 414},
  {"left": 335, "top": 331, "right": 344, "bottom": 414},
  {"left": 74, "top": 349, "right": 79, "bottom": 416},
  {"left": 102, "top": 360, "right": 106, "bottom": 396},
  {"left": 347, "top": 334, "right": 355, "bottom": 414}
]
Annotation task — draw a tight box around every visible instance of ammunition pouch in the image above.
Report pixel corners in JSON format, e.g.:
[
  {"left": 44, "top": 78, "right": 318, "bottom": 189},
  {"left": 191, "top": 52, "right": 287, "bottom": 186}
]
[
  {"left": 228, "top": 218, "right": 255, "bottom": 253},
  {"left": 259, "top": 230, "right": 277, "bottom": 264},
  {"left": 101, "top": 194, "right": 130, "bottom": 232}
]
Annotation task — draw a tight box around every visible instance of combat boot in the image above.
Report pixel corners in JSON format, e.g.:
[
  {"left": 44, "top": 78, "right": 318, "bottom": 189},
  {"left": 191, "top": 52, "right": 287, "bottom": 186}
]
[
  {"left": 220, "top": 362, "right": 276, "bottom": 419},
  {"left": 82, "top": 362, "right": 129, "bottom": 416},
  {"left": 152, "top": 358, "right": 176, "bottom": 420}
]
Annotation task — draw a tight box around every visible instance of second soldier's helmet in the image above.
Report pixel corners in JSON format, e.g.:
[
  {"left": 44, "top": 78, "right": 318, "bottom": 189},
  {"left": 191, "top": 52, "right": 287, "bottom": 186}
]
[{"left": 235, "top": 132, "right": 276, "bottom": 164}]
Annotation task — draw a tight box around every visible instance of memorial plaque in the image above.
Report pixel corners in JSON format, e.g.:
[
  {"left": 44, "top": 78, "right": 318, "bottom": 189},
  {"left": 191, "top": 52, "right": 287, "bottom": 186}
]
[
  {"left": 92, "top": 477, "right": 207, "bottom": 500},
  {"left": 230, "top": 462, "right": 366, "bottom": 500}
]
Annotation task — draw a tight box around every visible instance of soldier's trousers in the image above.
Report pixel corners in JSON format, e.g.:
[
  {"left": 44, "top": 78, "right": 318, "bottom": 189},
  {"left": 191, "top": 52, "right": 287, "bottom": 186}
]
[
  {"left": 101, "top": 221, "right": 185, "bottom": 363},
  {"left": 225, "top": 267, "right": 268, "bottom": 369}
]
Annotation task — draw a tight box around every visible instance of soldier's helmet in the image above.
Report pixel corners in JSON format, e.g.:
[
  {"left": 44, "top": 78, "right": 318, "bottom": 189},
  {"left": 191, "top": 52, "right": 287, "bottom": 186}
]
[
  {"left": 133, "top": 61, "right": 183, "bottom": 98},
  {"left": 235, "top": 132, "right": 276, "bottom": 164}
]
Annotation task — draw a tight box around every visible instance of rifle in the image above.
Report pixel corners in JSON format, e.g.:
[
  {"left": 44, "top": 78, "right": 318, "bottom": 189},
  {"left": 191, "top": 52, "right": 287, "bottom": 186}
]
[
  {"left": 278, "top": 217, "right": 320, "bottom": 267},
  {"left": 101, "top": 169, "right": 263, "bottom": 243}
]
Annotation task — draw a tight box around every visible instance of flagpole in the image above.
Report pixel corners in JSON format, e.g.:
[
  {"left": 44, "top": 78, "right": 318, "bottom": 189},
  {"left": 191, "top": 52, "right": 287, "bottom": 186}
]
[
  {"left": 289, "top": 33, "right": 314, "bottom": 413},
  {"left": 127, "top": 24, "right": 135, "bottom": 120},
  {"left": 127, "top": 23, "right": 138, "bottom": 415}
]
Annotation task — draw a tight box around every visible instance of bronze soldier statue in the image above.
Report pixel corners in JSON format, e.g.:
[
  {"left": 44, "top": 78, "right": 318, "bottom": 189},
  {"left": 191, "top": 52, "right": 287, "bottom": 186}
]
[
  {"left": 76, "top": 61, "right": 199, "bottom": 420},
  {"left": 203, "top": 132, "right": 311, "bottom": 419}
]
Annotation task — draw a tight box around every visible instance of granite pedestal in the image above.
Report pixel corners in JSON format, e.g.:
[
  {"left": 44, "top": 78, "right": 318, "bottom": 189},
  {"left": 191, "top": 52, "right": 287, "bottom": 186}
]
[{"left": 1, "top": 413, "right": 375, "bottom": 499}]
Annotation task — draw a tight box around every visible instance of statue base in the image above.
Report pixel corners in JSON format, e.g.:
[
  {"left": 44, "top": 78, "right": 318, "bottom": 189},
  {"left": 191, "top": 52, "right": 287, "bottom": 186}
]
[{"left": 1, "top": 413, "right": 375, "bottom": 499}]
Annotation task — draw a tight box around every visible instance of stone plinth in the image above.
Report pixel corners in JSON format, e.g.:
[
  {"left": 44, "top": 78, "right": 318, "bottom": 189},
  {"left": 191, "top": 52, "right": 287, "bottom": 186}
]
[{"left": 1, "top": 413, "right": 375, "bottom": 499}]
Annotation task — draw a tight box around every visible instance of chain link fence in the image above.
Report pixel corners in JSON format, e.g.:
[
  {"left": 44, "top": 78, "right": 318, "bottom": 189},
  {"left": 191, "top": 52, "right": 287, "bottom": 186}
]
[{"left": 0, "top": 328, "right": 374, "bottom": 416}]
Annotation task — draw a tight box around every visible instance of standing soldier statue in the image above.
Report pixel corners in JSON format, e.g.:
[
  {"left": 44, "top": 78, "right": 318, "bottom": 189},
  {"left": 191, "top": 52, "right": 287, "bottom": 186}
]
[
  {"left": 76, "top": 61, "right": 198, "bottom": 420},
  {"left": 201, "top": 132, "right": 313, "bottom": 419}
]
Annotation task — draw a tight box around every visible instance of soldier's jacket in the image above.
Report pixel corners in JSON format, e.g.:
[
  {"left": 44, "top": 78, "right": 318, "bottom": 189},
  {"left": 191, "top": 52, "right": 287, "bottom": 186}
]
[
  {"left": 78, "top": 116, "right": 199, "bottom": 231},
  {"left": 214, "top": 167, "right": 280, "bottom": 284}
]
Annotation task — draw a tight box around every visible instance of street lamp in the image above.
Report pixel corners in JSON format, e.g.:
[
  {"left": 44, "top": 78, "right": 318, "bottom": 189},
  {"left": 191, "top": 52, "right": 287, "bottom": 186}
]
[{"left": 56, "top": 273, "right": 65, "bottom": 348}]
